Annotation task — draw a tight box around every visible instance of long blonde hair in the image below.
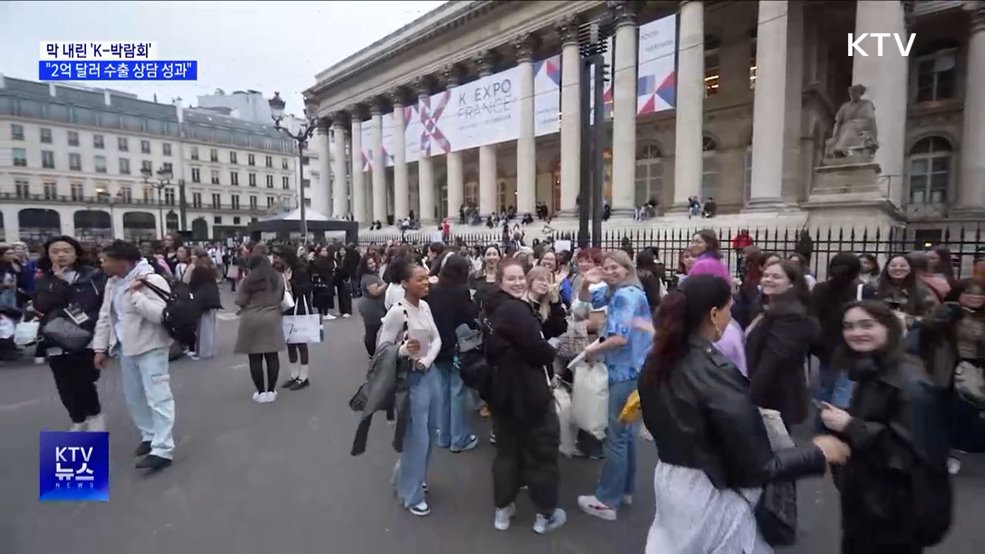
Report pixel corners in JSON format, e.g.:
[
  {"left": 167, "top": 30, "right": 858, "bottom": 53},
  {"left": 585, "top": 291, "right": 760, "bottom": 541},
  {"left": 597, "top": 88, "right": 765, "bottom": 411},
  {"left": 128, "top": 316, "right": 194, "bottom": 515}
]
[
  {"left": 525, "top": 265, "right": 555, "bottom": 321},
  {"left": 604, "top": 250, "right": 641, "bottom": 289}
]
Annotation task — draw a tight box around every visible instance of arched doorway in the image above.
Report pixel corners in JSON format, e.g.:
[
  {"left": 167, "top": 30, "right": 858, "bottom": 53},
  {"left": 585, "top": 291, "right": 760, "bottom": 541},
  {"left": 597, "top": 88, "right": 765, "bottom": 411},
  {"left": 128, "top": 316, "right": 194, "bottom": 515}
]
[
  {"left": 74, "top": 210, "right": 113, "bottom": 243},
  {"left": 165, "top": 211, "right": 179, "bottom": 233},
  {"left": 191, "top": 218, "right": 209, "bottom": 241},
  {"left": 18, "top": 208, "right": 61, "bottom": 246},
  {"left": 122, "top": 212, "right": 156, "bottom": 242}
]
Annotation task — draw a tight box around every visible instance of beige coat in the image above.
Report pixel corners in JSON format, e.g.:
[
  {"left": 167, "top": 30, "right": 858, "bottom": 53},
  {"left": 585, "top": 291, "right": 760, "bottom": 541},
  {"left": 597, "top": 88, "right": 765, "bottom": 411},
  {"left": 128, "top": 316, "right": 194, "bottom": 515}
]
[
  {"left": 234, "top": 276, "right": 287, "bottom": 355},
  {"left": 93, "top": 268, "right": 173, "bottom": 357}
]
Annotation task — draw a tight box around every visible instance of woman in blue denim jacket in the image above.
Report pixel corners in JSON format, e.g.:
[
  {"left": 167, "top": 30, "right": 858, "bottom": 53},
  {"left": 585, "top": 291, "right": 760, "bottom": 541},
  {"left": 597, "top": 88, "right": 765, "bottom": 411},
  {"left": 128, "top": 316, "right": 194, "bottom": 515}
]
[{"left": 574, "top": 250, "right": 654, "bottom": 521}]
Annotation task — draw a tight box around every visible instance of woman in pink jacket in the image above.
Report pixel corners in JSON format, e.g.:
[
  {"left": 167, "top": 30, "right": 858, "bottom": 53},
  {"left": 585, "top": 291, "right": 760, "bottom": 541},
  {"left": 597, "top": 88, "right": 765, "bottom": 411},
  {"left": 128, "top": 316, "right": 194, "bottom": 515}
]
[{"left": 687, "top": 230, "right": 731, "bottom": 282}]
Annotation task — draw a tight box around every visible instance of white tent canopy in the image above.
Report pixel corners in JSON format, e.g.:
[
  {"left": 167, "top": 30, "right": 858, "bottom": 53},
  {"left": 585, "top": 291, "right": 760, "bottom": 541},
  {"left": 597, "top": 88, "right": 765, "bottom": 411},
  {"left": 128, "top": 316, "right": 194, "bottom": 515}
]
[{"left": 261, "top": 208, "right": 332, "bottom": 222}]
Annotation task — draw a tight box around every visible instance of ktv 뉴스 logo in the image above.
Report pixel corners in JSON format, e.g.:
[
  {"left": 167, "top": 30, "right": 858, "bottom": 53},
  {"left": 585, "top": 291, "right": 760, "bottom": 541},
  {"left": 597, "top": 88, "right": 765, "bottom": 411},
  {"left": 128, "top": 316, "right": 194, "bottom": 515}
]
[{"left": 39, "top": 431, "right": 109, "bottom": 502}]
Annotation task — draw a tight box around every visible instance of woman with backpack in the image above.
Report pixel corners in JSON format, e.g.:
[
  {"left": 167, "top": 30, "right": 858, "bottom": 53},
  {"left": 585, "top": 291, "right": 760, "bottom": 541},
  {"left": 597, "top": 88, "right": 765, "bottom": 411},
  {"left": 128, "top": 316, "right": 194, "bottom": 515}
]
[{"left": 820, "top": 300, "right": 951, "bottom": 552}]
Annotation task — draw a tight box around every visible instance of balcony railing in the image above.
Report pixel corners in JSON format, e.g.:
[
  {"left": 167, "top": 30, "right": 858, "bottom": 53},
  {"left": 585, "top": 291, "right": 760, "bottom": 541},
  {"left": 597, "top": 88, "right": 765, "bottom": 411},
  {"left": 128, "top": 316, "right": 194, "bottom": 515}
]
[{"left": 0, "top": 192, "right": 268, "bottom": 214}]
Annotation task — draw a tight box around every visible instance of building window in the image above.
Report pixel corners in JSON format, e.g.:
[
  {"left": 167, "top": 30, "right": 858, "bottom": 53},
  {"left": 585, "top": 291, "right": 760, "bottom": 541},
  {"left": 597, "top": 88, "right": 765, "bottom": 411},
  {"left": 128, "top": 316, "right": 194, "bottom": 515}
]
[
  {"left": 164, "top": 188, "right": 176, "bottom": 206},
  {"left": 143, "top": 186, "right": 153, "bottom": 203},
  {"left": 214, "top": 216, "right": 222, "bottom": 224},
  {"left": 231, "top": 171, "right": 239, "bottom": 186},
  {"left": 230, "top": 151, "right": 238, "bottom": 164},
  {"left": 210, "top": 148, "right": 218, "bottom": 162},
  {"left": 282, "top": 176, "right": 290, "bottom": 189},
  {"left": 282, "top": 158, "right": 289, "bottom": 170},
  {"left": 266, "top": 175, "right": 274, "bottom": 188},
  {"left": 302, "top": 156, "right": 310, "bottom": 166},
  {"left": 913, "top": 49, "right": 957, "bottom": 103},
  {"left": 15, "top": 180, "right": 30, "bottom": 199},
  {"left": 212, "top": 193, "right": 221, "bottom": 209},
  {"left": 192, "top": 192, "right": 202, "bottom": 208},
  {"left": 249, "top": 195, "right": 258, "bottom": 210},
  {"left": 701, "top": 136, "right": 718, "bottom": 200},
  {"left": 191, "top": 168, "right": 201, "bottom": 183},
  {"left": 69, "top": 153, "right": 82, "bottom": 171},
  {"left": 248, "top": 154, "right": 255, "bottom": 166},
  {"left": 11, "top": 123, "right": 24, "bottom": 140},
  {"left": 41, "top": 127, "right": 53, "bottom": 144},
  {"left": 43, "top": 182, "right": 57, "bottom": 200},
  {"left": 120, "top": 186, "right": 132, "bottom": 203},
  {"left": 13, "top": 148, "right": 27, "bottom": 167},
  {"left": 249, "top": 173, "right": 257, "bottom": 187},
  {"left": 233, "top": 216, "right": 241, "bottom": 225},
  {"left": 634, "top": 143, "right": 663, "bottom": 207},
  {"left": 265, "top": 155, "right": 273, "bottom": 168},
  {"left": 93, "top": 134, "right": 104, "bottom": 149},
  {"left": 119, "top": 158, "right": 130, "bottom": 175},
  {"left": 190, "top": 147, "right": 199, "bottom": 161},
  {"left": 67, "top": 131, "right": 79, "bottom": 146},
  {"left": 94, "top": 186, "right": 110, "bottom": 202},
  {"left": 163, "top": 143, "right": 172, "bottom": 156},
  {"left": 211, "top": 169, "right": 220, "bottom": 185},
  {"left": 231, "top": 195, "right": 240, "bottom": 209},
  {"left": 704, "top": 36, "right": 721, "bottom": 97},
  {"left": 40, "top": 150, "right": 55, "bottom": 169},
  {"left": 302, "top": 179, "right": 311, "bottom": 188},
  {"left": 118, "top": 137, "right": 128, "bottom": 152},
  {"left": 162, "top": 162, "right": 173, "bottom": 174},
  {"left": 304, "top": 198, "right": 312, "bottom": 208},
  {"left": 266, "top": 196, "right": 275, "bottom": 208},
  {"left": 71, "top": 183, "right": 83, "bottom": 201},
  {"left": 908, "top": 136, "right": 952, "bottom": 204},
  {"left": 94, "top": 155, "right": 107, "bottom": 174},
  {"left": 141, "top": 160, "right": 153, "bottom": 174},
  {"left": 141, "top": 140, "right": 151, "bottom": 154}
]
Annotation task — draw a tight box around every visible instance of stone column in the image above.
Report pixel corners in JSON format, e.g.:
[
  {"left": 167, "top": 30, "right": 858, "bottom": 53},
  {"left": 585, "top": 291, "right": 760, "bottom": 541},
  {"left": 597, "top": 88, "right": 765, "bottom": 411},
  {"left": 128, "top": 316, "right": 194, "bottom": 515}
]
[
  {"left": 746, "top": 0, "right": 789, "bottom": 211},
  {"left": 349, "top": 105, "right": 367, "bottom": 223},
  {"left": 475, "top": 50, "right": 498, "bottom": 217},
  {"left": 331, "top": 116, "right": 348, "bottom": 218},
  {"left": 513, "top": 34, "right": 538, "bottom": 217},
  {"left": 371, "top": 99, "right": 387, "bottom": 223},
  {"left": 672, "top": 0, "right": 704, "bottom": 212},
  {"left": 415, "top": 77, "right": 436, "bottom": 223},
  {"left": 610, "top": 1, "right": 638, "bottom": 216},
  {"left": 851, "top": 0, "right": 908, "bottom": 206},
  {"left": 317, "top": 118, "right": 334, "bottom": 215},
  {"left": 557, "top": 15, "right": 581, "bottom": 216},
  {"left": 957, "top": 4, "right": 985, "bottom": 214},
  {"left": 392, "top": 89, "right": 409, "bottom": 221},
  {"left": 444, "top": 65, "right": 464, "bottom": 221}
]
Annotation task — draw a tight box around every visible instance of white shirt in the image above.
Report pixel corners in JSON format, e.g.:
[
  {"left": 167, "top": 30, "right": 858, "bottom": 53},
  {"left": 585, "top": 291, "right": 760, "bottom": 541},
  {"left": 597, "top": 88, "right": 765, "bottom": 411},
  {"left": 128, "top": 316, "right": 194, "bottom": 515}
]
[{"left": 378, "top": 298, "right": 441, "bottom": 369}]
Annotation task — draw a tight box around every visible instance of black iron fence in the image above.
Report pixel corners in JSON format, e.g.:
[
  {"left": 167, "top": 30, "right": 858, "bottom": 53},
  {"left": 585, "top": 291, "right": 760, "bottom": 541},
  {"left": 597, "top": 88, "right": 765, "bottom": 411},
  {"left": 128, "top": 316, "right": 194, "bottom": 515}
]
[{"left": 361, "top": 224, "right": 985, "bottom": 281}]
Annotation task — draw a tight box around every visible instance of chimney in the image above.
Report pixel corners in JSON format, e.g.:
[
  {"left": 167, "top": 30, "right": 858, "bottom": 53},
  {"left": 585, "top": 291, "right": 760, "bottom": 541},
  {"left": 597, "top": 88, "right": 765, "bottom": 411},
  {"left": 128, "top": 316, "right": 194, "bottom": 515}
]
[
  {"left": 49, "top": 83, "right": 57, "bottom": 97},
  {"left": 104, "top": 90, "right": 111, "bottom": 106}
]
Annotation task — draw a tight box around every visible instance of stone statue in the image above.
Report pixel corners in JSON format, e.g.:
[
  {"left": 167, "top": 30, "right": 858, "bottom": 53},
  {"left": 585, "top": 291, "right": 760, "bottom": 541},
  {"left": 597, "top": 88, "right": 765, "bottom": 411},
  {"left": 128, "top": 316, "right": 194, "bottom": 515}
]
[{"left": 825, "top": 84, "right": 879, "bottom": 159}]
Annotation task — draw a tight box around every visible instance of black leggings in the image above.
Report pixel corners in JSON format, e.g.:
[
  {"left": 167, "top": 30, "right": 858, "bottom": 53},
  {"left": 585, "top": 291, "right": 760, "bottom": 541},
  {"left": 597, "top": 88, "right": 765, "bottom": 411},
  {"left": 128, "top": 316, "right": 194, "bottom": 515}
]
[
  {"left": 50, "top": 351, "right": 102, "bottom": 423},
  {"left": 287, "top": 343, "right": 309, "bottom": 364},
  {"left": 363, "top": 321, "right": 382, "bottom": 357},
  {"left": 248, "top": 352, "right": 280, "bottom": 393}
]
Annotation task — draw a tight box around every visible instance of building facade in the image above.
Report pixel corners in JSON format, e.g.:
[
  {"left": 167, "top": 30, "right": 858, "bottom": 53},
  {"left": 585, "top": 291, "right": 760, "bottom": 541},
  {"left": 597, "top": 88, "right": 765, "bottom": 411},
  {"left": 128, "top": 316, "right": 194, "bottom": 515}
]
[
  {"left": 0, "top": 75, "right": 300, "bottom": 245},
  {"left": 304, "top": 0, "right": 984, "bottom": 235}
]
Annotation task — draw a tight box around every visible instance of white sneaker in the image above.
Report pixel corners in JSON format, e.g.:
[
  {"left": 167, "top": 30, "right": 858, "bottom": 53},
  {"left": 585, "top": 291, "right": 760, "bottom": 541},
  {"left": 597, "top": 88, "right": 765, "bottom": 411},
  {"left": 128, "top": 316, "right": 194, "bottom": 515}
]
[
  {"left": 622, "top": 494, "right": 633, "bottom": 506},
  {"left": 408, "top": 501, "right": 430, "bottom": 516},
  {"left": 494, "top": 503, "right": 516, "bottom": 531},
  {"left": 947, "top": 456, "right": 961, "bottom": 475},
  {"left": 69, "top": 421, "right": 87, "bottom": 432},
  {"left": 342, "top": 313, "right": 351, "bottom": 319},
  {"left": 533, "top": 508, "right": 567, "bottom": 534},
  {"left": 323, "top": 314, "right": 337, "bottom": 321},
  {"left": 252, "top": 392, "right": 263, "bottom": 403},
  {"left": 85, "top": 414, "right": 106, "bottom": 432},
  {"left": 578, "top": 495, "right": 617, "bottom": 521},
  {"left": 260, "top": 391, "right": 277, "bottom": 403}
]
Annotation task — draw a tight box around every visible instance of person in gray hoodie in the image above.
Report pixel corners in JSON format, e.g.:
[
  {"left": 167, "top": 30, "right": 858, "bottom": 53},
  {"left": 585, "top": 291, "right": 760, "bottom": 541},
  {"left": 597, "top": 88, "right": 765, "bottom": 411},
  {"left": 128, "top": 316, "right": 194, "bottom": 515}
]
[{"left": 93, "top": 240, "right": 175, "bottom": 472}]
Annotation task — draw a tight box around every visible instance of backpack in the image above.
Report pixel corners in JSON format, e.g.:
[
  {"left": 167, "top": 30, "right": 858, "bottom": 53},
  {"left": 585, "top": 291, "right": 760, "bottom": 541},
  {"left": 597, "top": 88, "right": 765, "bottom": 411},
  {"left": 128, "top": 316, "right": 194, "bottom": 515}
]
[
  {"left": 454, "top": 320, "right": 492, "bottom": 400},
  {"left": 143, "top": 278, "right": 203, "bottom": 345}
]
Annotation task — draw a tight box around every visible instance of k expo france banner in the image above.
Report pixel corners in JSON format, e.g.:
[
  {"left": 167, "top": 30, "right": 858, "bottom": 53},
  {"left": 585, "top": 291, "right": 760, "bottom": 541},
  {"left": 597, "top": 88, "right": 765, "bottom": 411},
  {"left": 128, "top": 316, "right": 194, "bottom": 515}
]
[
  {"left": 533, "top": 55, "right": 561, "bottom": 137},
  {"left": 637, "top": 14, "right": 677, "bottom": 115},
  {"left": 360, "top": 120, "right": 374, "bottom": 172}
]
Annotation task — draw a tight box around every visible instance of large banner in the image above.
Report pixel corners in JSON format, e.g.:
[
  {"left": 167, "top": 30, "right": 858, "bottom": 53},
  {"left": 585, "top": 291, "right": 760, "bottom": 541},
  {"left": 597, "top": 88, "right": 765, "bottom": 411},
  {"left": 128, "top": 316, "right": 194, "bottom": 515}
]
[
  {"left": 404, "top": 102, "right": 422, "bottom": 163},
  {"left": 637, "top": 14, "right": 677, "bottom": 115},
  {"left": 360, "top": 120, "right": 374, "bottom": 172},
  {"left": 420, "top": 90, "right": 453, "bottom": 157},
  {"left": 382, "top": 112, "right": 395, "bottom": 168},
  {"left": 451, "top": 66, "right": 520, "bottom": 152},
  {"left": 534, "top": 55, "right": 560, "bottom": 137}
]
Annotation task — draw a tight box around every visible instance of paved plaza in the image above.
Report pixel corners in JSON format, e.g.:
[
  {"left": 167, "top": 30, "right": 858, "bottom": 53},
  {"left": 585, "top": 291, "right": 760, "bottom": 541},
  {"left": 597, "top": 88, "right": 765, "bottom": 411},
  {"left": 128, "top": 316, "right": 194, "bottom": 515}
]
[{"left": 1, "top": 292, "right": 984, "bottom": 554}]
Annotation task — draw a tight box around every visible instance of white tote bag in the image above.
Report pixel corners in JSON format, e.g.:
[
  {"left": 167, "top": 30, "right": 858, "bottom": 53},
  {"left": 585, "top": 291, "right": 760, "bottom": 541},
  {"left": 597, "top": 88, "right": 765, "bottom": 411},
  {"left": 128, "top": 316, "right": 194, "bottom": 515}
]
[
  {"left": 570, "top": 359, "right": 609, "bottom": 440},
  {"left": 554, "top": 386, "right": 578, "bottom": 456},
  {"left": 280, "top": 276, "right": 296, "bottom": 311},
  {"left": 282, "top": 296, "right": 322, "bottom": 344}
]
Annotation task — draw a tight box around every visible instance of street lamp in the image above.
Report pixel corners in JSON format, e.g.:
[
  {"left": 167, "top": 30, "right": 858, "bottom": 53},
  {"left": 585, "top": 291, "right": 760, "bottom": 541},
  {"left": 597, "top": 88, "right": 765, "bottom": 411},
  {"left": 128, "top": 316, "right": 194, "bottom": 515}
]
[
  {"left": 142, "top": 165, "right": 172, "bottom": 240},
  {"left": 269, "top": 91, "right": 316, "bottom": 243}
]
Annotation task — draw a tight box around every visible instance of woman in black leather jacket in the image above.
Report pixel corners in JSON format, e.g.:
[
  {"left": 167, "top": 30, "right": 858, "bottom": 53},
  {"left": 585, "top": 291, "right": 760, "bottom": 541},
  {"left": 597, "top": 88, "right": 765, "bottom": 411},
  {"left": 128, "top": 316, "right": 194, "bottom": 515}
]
[
  {"left": 33, "top": 236, "right": 107, "bottom": 431},
  {"left": 820, "top": 300, "right": 951, "bottom": 553},
  {"left": 638, "top": 274, "right": 849, "bottom": 553}
]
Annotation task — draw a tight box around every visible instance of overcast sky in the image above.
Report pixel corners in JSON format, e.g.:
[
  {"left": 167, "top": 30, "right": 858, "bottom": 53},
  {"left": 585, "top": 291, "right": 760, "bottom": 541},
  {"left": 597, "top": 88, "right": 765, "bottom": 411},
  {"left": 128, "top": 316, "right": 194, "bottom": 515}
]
[{"left": 0, "top": 0, "right": 446, "bottom": 114}]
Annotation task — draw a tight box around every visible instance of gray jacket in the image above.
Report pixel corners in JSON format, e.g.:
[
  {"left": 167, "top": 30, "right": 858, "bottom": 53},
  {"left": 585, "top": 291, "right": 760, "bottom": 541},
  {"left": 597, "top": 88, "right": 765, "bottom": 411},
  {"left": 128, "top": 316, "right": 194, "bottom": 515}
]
[{"left": 350, "top": 340, "right": 410, "bottom": 456}]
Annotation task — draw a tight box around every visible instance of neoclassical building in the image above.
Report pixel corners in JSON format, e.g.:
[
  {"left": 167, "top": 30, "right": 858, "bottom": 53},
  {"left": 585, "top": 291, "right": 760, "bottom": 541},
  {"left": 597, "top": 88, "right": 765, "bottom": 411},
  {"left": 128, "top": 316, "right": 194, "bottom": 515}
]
[{"left": 305, "top": 0, "right": 984, "bottom": 234}]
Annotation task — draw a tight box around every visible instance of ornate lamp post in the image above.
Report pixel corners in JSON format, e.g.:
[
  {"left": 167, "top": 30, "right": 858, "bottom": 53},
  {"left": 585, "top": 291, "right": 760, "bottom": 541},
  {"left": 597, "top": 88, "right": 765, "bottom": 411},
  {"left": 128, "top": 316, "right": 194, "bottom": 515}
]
[
  {"left": 269, "top": 92, "right": 316, "bottom": 243},
  {"left": 141, "top": 166, "right": 172, "bottom": 240}
]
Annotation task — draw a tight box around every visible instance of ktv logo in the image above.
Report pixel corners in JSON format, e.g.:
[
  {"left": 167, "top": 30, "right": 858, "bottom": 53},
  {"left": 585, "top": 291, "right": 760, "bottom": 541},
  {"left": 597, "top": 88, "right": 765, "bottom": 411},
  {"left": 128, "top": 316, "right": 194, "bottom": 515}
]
[
  {"left": 39, "top": 431, "right": 109, "bottom": 502},
  {"left": 847, "top": 32, "right": 916, "bottom": 57}
]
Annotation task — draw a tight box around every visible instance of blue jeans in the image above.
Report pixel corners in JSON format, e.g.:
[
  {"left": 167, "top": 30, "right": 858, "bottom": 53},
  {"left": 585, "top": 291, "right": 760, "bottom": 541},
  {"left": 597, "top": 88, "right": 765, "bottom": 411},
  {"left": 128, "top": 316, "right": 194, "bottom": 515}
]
[
  {"left": 434, "top": 359, "right": 473, "bottom": 450},
  {"left": 593, "top": 378, "right": 638, "bottom": 509},
  {"left": 395, "top": 367, "right": 440, "bottom": 507},
  {"left": 120, "top": 347, "right": 175, "bottom": 459}
]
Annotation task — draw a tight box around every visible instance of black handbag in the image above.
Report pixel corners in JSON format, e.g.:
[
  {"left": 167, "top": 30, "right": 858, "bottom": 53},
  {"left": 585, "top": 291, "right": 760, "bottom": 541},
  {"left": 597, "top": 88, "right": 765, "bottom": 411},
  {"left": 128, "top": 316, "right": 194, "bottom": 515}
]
[{"left": 41, "top": 316, "right": 93, "bottom": 353}]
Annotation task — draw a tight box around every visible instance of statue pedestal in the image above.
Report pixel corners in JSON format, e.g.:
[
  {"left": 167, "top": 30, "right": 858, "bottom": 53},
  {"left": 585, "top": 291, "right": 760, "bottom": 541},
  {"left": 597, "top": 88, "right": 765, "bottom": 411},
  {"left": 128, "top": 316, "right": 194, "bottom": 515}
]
[{"left": 804, "top": 160, "right": 904, "bottom": 232}]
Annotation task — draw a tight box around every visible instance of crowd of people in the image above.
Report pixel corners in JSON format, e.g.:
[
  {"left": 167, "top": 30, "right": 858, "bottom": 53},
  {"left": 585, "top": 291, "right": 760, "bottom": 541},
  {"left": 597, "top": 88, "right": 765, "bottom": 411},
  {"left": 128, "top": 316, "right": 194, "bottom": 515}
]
[{"left": 2, "top": 226, "right": 984, "bottom": 551}]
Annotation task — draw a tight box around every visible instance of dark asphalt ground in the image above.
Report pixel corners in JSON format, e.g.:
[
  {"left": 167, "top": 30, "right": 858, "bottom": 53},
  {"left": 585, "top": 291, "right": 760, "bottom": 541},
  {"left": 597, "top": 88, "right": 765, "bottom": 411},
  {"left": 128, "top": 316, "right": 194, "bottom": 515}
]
[{"left": 1, "top": 289, "right": 983, "bottom": 554}]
